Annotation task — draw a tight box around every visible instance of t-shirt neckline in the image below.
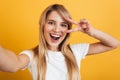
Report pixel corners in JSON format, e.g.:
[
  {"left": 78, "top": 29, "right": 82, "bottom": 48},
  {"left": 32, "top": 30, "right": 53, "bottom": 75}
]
[{"left": 47, "top": 50, "right": 61, "bottom": 54}]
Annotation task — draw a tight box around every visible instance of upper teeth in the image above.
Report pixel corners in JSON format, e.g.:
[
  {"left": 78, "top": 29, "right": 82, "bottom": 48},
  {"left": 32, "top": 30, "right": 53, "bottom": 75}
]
[{"left": 51, "top": 34, "right": 60, "bottom": 37}]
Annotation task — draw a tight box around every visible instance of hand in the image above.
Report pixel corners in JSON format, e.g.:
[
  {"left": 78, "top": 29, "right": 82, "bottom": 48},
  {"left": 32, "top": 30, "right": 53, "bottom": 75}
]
[{"left": 66, "top": 18, "right": 95, "bottom": 36}]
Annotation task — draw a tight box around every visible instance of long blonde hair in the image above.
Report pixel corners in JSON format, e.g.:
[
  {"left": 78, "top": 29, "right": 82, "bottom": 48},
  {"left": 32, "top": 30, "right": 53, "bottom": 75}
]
[{"left": 33, "top": 4, "right": 79, "bottom": 80}]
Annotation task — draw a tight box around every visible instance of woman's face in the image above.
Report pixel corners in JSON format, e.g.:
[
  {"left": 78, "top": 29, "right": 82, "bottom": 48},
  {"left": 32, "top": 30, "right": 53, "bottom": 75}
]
[{"left": 44, "top": 11, "right": 68, "bottom": 51}]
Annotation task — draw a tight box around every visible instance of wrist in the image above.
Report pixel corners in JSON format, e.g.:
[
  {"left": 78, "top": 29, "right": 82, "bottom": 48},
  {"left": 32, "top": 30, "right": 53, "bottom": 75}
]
[{"left": 88, "top": 28, "right": 97, "bottom": 36}]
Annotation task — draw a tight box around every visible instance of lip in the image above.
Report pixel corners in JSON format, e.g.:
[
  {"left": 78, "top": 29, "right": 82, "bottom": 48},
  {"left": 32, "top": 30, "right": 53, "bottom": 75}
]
[
  {"left": 50, "top": 33, "right": 61, "bottom": 37},
  {"left": 50, "top": 36, "right": 59, "bottom": 43},
  {"left": 49, "top": 33, "right": 61, "bottom": 43}
]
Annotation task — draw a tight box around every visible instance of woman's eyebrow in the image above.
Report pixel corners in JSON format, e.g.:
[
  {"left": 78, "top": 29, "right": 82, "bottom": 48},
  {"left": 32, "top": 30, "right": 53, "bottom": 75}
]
[
  {"left": 47, "top": 19, "right": 67, "bottom": 23},
  {"left": 47, "top": 19, "right": 55, "bottom": 22}
]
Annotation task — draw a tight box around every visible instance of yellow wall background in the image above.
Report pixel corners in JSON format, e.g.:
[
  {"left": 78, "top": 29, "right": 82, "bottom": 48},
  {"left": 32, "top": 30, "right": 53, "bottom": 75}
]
[{"left": 0, "top": 0, "right": 120, "bottom": 80}]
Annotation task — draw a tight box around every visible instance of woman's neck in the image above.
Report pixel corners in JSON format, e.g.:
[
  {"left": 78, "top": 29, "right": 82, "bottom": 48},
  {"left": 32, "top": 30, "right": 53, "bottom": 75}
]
[{"left": 48, "top": 46, "right": 59, "bottom": 51}]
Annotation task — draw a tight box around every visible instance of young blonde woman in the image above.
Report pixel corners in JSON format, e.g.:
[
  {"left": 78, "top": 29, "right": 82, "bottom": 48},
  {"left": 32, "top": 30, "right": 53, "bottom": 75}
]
[{"left": 0, "top": 4, "right": 119, "bottom": 80}]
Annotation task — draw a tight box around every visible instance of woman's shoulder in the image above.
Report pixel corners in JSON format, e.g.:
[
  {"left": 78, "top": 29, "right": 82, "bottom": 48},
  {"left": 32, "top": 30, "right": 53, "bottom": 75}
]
[
  {"left": 20, "top": 49, "right": 34, "bottom": 54},
  {"left": 69, "top": 43, "right": 90, "bottom": 59},
  {"left": 19, "top": 49, "right": 34, "bottom": 59},
  {"left": 20, "top": 45, "right": 38, "bottom": 57}
]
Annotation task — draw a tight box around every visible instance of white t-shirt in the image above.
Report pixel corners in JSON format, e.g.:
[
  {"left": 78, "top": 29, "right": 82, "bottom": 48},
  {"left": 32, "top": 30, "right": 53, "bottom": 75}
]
[{"left": 20, "top": 43, "right": 89, "bottom": 80}]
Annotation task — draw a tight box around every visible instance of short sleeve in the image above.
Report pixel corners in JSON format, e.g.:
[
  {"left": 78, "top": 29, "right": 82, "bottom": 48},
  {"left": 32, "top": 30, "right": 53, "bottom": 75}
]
[
  {"left": 70, "top": 43, "right": 89, "bottom": 67},
  {"left": 19, "top": 50, "right": 33, "bottom": 69}
]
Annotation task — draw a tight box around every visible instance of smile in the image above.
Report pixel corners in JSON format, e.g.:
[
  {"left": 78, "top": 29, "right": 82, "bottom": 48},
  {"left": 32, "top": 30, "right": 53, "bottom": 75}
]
[{"left": 50, "top": 33, "right": 61, "bottom": 40}]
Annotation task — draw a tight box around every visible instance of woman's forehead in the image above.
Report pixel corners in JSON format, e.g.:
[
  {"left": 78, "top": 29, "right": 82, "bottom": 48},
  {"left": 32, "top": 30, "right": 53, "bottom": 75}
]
[{"left": 46, "top": 11, "right": 66, "bottom": 23}]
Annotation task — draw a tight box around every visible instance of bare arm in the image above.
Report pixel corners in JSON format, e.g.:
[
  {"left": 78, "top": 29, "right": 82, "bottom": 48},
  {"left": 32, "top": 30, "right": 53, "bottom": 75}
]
[
  {"left": 0, "top": 46, "right": 30, "bottom": 72},
  {"left": 65, "top": 18, "right": 120, "bottom": 55},
  {"left": 87, "top": 29, "right": 120, "bottom": 55}
]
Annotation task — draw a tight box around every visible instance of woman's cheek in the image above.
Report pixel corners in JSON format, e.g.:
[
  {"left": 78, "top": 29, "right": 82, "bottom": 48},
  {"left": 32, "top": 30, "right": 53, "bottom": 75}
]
[
  {"left": 45, "top": 25, "right": 53, "bottom": 31},
  {"left": 62, "top": 29, "right": 66, "bottom": 32},
  {"left": 62, "top": 29, "right": 68, "bottom": 35}
]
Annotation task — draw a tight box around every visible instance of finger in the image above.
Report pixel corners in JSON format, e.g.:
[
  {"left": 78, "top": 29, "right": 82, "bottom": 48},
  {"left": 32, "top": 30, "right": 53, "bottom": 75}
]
[
  {"left": 80, "top": 18, "right": 90, "bottom": 24},
  {"left": 65, "top": 18, "right": 78, "bottom": 25},
  {"left": 66, "top": 28, "right": 79, "bottom": 33},
  {"left": 80, "top": 23, "right": 89, "bottom": 31},
  {"left": 79, "top": 19, "right": 91, "bottom": 28},
  {"left": 80, "top": 18, "right": 88, "bottom": 22},
  {"left": 66, "top": 26, "right": 85, "bottom": 33},
  {"left": 66, "top": 30, "right": 74, "bottom": 33}
]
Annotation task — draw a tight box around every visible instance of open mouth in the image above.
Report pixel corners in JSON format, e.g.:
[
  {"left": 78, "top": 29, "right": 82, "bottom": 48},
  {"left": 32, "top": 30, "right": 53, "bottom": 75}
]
[{"left": 50, "top": 33, "right": 61, "bottom": 41}]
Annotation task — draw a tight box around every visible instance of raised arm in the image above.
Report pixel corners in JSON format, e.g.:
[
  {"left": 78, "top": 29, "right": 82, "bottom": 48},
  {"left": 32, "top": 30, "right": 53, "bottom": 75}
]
[
  {"left": 0, "top": 46, "right": 30, "bottom": 72},
  {"left": 87, "top": 29, "right": 120, "bottom": 55},
  {"left": 65, "top": 18, "right": 120, "bottom": 55}
]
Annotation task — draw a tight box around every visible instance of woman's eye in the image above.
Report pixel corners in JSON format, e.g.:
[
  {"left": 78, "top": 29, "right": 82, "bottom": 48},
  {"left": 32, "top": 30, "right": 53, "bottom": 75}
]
[
  {"left": 48, "top": 21, "right": 54, "bottom": 25},
  {"left": 61, "top": 23, "right": 68, "bottom": 27}
]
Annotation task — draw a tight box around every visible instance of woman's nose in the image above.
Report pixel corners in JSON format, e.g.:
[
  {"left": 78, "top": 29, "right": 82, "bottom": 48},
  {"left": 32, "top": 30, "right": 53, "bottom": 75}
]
[{"left": 53, "top": 24, "right": 60, "bottom": 32}]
